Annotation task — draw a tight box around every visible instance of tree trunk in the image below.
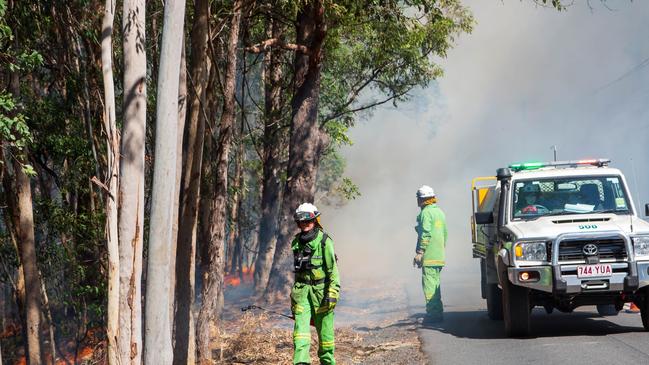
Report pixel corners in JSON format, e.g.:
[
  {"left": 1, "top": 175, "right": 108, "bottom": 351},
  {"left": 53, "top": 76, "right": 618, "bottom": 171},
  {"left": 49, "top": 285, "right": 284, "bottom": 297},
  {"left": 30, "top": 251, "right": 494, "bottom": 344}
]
[
  {"left": 253, "top": 14, "right": 284, "bottom": 295},
  {"left": 264, "top": 0, "right": 327, "bottom": 301},
  {"left": 4, "top": 69, "right": 43, "bottom": 365},
  {"left": 171, "top": 34, "right": 187, "bottom": 330},
  {"left": 100, "top": 0, "right": 120, "bottom": 363},
  {"left": 174, "top": 0, "right": 210, "bottom": 362},
  {"left": 119, "top": 0, "right": 146, "bottom": 363},
  {"left": 144, "top": 0, "right": 186, "bottom": 362},
  {"left": 39, "top": 272, "right": 56, "bottom": 365},
  {"left": 10, "top": 158, "right": 43, "bottom": 365},
  {"left": 196, "top": 0, "right": 243, "bottom": 362},
  {"left": 226, "top": 123, "right": 243, "bottom": 275}
]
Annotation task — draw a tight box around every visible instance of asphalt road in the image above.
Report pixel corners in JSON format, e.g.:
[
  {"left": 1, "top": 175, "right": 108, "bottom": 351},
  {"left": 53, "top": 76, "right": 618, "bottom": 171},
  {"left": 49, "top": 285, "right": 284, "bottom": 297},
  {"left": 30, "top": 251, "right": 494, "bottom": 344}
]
[{"left": 409, "top": 273, "right": 649, "bottom": 365}]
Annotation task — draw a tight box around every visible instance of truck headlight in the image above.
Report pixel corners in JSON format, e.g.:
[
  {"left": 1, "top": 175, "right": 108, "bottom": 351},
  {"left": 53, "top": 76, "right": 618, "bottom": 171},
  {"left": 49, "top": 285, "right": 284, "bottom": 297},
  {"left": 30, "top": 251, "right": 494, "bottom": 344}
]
[
  {"left": 633, "top": 236, "right": 649, "bottom": 258},
  {"left": 515, "top": 241, "right": 547, "bottom": 262}
]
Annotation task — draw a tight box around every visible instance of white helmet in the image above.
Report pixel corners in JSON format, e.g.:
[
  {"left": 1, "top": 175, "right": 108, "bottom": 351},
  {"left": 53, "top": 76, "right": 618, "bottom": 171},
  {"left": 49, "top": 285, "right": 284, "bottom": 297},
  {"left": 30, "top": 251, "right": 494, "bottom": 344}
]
[
  {"left": 294, "top": 202, "right": 320, "bottom": 222},
  {"left": 416, "top": 185, "right": 435, "bottom": 199}
]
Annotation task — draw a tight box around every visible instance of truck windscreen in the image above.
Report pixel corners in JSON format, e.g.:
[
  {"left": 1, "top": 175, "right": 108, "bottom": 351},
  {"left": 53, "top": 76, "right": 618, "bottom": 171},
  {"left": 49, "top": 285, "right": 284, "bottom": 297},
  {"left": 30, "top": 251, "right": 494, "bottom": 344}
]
[{"left": 511, "top": 175, "right": 631, "bottom": 220}]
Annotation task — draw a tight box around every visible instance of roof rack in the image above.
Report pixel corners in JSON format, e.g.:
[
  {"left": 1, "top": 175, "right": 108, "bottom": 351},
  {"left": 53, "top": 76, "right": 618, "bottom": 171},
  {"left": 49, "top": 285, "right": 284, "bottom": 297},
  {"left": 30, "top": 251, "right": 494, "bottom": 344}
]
[{"left": 509, "top": 159, "right": 610, "bottom": 172}]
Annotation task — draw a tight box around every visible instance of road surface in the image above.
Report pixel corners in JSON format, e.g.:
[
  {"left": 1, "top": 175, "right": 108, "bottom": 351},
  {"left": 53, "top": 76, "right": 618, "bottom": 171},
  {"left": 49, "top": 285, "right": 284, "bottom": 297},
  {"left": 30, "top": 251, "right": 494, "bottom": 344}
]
[{"left": 409, "top": 273, "right": 649, "bottom": 365}]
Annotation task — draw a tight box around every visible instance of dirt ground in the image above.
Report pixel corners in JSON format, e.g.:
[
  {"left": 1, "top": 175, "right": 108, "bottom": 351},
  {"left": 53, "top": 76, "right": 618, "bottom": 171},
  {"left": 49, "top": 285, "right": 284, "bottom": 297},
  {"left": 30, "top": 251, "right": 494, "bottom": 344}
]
[{"left": 218, "top": 279, "right": 427, "bottom": 365}]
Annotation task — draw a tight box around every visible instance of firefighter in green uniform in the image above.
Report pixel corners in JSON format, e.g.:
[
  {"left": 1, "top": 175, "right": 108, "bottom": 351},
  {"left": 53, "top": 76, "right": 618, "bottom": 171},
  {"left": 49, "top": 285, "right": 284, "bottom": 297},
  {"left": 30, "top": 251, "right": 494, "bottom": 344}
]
[
  {"left": 413, "top": 185, "right": 447, "bottom": 323},
  {"left": 291, "top": 203, "right": 340, "bottom": 365}
]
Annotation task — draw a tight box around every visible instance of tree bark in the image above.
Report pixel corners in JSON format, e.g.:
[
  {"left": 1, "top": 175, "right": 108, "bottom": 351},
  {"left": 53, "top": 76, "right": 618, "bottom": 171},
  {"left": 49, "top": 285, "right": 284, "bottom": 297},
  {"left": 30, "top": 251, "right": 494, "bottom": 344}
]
[
  {"left": 174, "top": 0, "right": 210, "bottom": 362},
  {"left": 253, "top": 14, "right": 284, "bottom": 295},
  {"left": 264, "top": 0, "right": 327, "bottom": 300},
  {"left": 171, "top": 34, "right": 187, "bottom": 332},
  {"left": 227, "top": 119, "right": 244, "bottom": 275},
  {"left": 39, "top": 272, "right": 56, "bottom": 365},
  {"left": 144, "top": 0, "right": 186, "bottom": 362},
  {"left": 196, "top": 0, "right": 243, "bottom": 362},
  {"left": 100, "top": 1, "right": 120, "bottom": 363},
  {"left": 10, "top": 158, "right": 43, "bottom": 365},
  {"left": 119, "top": 0, "right": 146, "bottom": 363},
  {"left": 4, "top": 69, "right": 43, "bottom": 365}
]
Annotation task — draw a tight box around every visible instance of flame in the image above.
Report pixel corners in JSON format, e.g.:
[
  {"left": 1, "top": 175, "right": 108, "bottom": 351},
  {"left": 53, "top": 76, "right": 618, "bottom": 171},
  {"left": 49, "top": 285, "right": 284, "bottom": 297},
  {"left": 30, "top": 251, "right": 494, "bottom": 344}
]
[
  {"left": 225, "top": 266, "right": 255, "bottom": 287},
  {"left": 53, "top": 346, "right": 94, "bottom": 364}
]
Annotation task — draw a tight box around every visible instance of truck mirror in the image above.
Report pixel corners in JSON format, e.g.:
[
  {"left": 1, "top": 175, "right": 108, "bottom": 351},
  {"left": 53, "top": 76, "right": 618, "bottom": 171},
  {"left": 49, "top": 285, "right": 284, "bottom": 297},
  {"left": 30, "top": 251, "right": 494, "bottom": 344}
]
[
  {"left": 645, "top": 203, "right": 649, "bottom": 217},
  {"left": 475, "top": 212, "right": 494, "bottom": 225}
]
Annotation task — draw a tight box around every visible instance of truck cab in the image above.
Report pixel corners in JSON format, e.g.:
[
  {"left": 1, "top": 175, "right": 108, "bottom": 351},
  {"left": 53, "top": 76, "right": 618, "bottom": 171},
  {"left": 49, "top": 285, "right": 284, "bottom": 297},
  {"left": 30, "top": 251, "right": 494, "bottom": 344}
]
[{"left": 471, "top": 159, "right": 649, "bottom": 336}]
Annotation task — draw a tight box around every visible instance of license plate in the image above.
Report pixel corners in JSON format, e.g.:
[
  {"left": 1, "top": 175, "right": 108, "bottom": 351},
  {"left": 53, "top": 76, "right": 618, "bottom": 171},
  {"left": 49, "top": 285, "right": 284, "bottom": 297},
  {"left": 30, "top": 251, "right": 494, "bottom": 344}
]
[{"left": 577, "top": 264, "right": 612, "bottom": 278}]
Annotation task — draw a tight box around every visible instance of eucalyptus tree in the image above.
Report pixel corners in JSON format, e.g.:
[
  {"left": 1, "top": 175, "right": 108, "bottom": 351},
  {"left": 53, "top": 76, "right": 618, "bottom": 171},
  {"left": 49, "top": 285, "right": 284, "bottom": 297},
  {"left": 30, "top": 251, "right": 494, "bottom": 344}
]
[
  {"left": 260, "top": 0, "right": 474, "bottom": 298},
  {"left": 197, "top": 0, "right": 245, "bottom": 362},
  {"left": 118, "top": 0, "right": 147, "bottom": 362}
]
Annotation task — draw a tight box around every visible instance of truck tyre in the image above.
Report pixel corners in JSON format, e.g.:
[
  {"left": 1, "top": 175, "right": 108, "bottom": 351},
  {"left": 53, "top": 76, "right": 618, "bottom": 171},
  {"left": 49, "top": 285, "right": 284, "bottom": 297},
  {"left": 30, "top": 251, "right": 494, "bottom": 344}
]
[
  {"left": 502, "top": 279, "right": 531, "bottom": 337},
  {"left": 486, "top": 283, "right": 503, "bottom": 320},
  {"left": 596, "top": 304, "right": 619, "bottom": 316},
  {"left": 639, "top": 288, "right": 649, "bottom": 331}
]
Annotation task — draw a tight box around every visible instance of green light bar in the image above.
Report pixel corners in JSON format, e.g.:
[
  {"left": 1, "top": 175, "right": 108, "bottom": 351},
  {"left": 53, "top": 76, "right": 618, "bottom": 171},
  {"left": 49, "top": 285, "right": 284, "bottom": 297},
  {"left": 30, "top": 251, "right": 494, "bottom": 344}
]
[
  {"left": 509, "top": 162, "right": 544, "bottom": 171},
  {"left": 509, "top": 159, "right": 610, "bottom": 172}
]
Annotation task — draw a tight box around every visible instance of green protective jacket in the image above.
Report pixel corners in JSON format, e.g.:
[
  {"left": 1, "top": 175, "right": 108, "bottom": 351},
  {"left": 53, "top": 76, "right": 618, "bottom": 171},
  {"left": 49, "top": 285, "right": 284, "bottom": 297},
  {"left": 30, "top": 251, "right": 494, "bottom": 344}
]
[
  {"left": 291, "top": 229, "right": 340, "bottom": 300},
  {"left": 416, "top": 204, "right": 448, "bottom": 267}
]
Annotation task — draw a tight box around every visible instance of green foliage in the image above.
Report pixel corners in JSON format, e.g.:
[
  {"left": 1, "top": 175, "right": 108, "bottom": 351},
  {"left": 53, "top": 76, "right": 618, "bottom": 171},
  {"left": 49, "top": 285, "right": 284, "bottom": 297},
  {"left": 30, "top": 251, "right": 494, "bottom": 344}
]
[
  {"left": 1, "top": 1, "right": 108, "bottom": 343},
  {"left": 319, "top": 0, "right": 474, "bottom": 128},
  {"left": 316, "top": 149, "right": 360, "bottom": 206},
  {"left": 0, "top": 93, "right": 32, "bottom": 149}
]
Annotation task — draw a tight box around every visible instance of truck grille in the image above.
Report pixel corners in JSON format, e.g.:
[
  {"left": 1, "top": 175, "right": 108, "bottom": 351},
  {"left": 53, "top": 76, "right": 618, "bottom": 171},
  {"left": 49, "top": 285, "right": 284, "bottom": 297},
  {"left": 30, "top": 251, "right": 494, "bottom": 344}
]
[{"left": 547, "top": 238, "right": 627, "bottom": 262}]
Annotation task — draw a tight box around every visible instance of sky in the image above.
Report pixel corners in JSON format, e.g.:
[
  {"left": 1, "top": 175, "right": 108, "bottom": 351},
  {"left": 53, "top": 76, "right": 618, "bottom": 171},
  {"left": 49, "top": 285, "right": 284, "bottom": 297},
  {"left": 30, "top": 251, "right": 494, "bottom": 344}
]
[{"left": 321, "top": 0, "right": 649, "bottom": 294}]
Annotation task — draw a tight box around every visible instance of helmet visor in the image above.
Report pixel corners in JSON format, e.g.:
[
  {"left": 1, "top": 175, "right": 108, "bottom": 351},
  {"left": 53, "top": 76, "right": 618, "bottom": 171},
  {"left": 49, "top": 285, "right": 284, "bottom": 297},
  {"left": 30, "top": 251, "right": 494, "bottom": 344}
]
[{"left": 294, "top": 211, "right": 316, "bottom": 222}]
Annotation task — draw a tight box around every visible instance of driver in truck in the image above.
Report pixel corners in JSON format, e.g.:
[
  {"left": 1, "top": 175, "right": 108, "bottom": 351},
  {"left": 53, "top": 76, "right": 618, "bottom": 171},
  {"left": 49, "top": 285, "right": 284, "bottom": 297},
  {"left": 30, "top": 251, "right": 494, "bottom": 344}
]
[{"left": 517, "top": 183, "right": 542, "bottom": 214}]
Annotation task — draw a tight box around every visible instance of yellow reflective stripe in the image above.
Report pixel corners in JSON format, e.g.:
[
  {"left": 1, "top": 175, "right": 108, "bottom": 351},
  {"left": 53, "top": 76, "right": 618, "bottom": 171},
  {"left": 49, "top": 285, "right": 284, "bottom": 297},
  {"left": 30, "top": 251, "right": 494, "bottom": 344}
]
[
  {"left": 320, "top": 341, "right": 335, "bottom": 347},
  {"left": 423, "top": 259, "right": 444, "bottom": 265},
  {"left": 294, "top": 333, "right": 311, "bottom": 339},
  {"left": 434, "top": 221, "right": 444, "bottom": 228},
  {"left": 420, "top": 239, "right": 430, "bottom": 244}
]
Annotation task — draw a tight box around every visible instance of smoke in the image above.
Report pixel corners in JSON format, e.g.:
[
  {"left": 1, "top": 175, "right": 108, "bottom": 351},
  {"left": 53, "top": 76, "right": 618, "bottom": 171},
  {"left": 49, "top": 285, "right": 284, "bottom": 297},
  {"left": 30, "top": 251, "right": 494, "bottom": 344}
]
[{"left": 321, "top": 0, "right": 649, "bottom": 299}]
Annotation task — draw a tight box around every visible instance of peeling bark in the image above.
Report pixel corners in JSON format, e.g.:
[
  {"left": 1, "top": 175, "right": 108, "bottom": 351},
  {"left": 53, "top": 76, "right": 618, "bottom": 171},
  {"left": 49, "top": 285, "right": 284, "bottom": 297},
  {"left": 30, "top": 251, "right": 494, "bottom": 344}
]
[{"left": 118, "top": 0, "right": 146, "bottom": 363}]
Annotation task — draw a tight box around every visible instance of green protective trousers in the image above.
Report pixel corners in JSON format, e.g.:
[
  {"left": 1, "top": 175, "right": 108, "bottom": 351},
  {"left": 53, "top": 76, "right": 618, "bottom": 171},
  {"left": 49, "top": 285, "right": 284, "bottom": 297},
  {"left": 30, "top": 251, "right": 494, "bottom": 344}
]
[
  {"left": 422, "top": 266, "right": 443, "bottom": 317},
  {"left": 291, "top": 282, "right": 335, "bottom": 365}
]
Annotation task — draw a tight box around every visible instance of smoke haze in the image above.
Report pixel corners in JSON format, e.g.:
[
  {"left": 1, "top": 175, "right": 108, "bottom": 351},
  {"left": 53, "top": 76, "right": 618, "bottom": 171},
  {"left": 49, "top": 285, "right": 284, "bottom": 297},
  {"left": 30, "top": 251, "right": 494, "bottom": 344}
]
[{"left": 321, "top": 0, "right": 649, "bottom": 299}]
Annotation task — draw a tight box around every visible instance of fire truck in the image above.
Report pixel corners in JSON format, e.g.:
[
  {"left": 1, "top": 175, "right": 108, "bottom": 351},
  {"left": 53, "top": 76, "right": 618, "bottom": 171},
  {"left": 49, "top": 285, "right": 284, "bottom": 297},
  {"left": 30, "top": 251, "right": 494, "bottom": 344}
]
[{"left": 471, "top": 159, "right": 649, "bottom": 336}]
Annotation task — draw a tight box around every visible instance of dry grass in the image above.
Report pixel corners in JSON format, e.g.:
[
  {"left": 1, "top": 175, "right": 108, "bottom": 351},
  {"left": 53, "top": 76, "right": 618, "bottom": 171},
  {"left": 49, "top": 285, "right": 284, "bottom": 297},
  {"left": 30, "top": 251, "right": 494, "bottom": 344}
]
[{"left": 211, "top": 311, "right": 413, "bottom": 365}]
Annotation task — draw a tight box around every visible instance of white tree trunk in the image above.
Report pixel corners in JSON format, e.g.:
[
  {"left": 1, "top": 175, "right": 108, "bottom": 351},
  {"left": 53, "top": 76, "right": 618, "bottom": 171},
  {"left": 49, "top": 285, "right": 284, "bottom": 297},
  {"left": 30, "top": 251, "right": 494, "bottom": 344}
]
[
  {"left": 101, "top": 1, "right": 120, "bottom": 364},
  {"left": 170, "top": 37, "right": 187, "bottom": 328},
  {"left": 119, "top": 0, "right": 146, "bottom": 363},
  {"left": 144, "top": 0, "right": 186, "bottom": 363}
]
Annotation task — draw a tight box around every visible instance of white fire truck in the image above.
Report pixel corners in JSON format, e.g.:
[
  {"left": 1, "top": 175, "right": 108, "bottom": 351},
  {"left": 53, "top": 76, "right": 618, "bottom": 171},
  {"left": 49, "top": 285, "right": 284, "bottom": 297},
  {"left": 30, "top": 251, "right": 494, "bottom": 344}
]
[{"left": 471, "top": 159, "right": 649, "bottom": 336}]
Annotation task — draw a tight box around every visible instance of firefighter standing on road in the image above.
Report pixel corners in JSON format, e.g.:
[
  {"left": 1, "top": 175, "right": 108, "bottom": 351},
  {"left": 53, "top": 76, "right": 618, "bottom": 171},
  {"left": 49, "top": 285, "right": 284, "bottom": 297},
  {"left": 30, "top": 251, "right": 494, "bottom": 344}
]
[
  {"left": 413, "top": 185, "right": 448, "bottom": 324},
  {"left": 291, "top": 203, "right": 340, "bottom": 365}
]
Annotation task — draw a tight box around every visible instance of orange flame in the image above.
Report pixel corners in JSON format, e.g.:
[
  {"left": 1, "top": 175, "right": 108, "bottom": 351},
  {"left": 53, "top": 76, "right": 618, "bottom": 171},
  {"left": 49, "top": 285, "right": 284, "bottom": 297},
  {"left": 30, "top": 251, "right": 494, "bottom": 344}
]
[{"left": 225, "top": 266, "right": 255, "bottom": 287}]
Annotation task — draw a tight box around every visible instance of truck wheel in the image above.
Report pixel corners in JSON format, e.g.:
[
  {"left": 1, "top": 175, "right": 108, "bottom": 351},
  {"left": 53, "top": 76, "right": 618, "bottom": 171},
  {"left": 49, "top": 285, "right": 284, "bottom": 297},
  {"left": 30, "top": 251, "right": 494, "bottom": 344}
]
[
  {"left": 486, "top": 283, "right": 503, "bottom": 320},
  {"left": 502, "top": 280, "right": 531, "bottom": 337},
  {"left": 596, "top": 304, "right": 619, "bottom": 316},
  {"left": 639, "top": 289, "right": 649, "bottom": 331}
]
